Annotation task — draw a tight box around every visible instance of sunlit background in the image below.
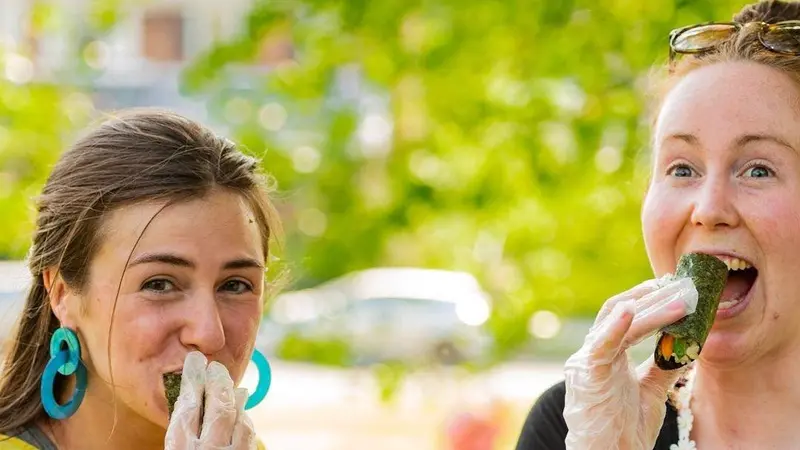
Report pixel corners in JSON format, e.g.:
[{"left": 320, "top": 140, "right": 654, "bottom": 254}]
[{"left": 0, "top": 0, "right": 751, "bottom": 448}]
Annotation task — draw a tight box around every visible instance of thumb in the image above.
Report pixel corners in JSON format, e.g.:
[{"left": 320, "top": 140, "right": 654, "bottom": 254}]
[
  {"left": 636, "top": 356, "right": 689, "bottom": 401},
  {"left": 231, "top": 388, "right": 257, "bottom": 449},
  {"left": 636, "top": 357, "right": 690, "bottom": 446}
]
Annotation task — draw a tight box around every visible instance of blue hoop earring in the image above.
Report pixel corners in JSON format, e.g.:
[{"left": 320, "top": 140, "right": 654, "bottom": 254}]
[
  {"left": 244, "top": 348, "right": 271, "bottom": 410},
  {"left": 41, "top": 327, "right": 87, "bottom": 420}
]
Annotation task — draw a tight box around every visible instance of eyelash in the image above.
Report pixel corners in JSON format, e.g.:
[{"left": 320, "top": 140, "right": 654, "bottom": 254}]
[
  {"left": 666, "top": 163, "right": 695, "bottom": 178},
  {"left": 142, "top": 278, "right": 176, "bottom": 294},
  {"left": 141, "top": 279, "right": 254, "bottom": 295},
  {"left": 220, "top": 280, "right": 254, "bottom": 294},
  {"left": 740, "top": 161, "right": 776, "bottom": 178}
]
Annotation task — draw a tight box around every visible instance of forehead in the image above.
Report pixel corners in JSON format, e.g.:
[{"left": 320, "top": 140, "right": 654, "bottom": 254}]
[
  {"left": 655, "top": 61, "right": 800, "bottom": 142},
  {"left": 98, "top": 189, "right": 265, "bottom": 265}
]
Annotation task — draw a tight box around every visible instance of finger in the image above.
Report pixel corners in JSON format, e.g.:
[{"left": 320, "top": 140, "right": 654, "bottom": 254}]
[
  {"left": 171, "top": 352, "right": 208, "bottom": 440},
  {"left": 636, "top": 277, "right": 697, "bottom": 318},
  {"left": 165, "top": 352, "right": 208, "bottom": 448},
  {"left": 234, "top": 387, "right": 248, "bottom": 415},
  {"left": 231, "top": 388, "right": 257, "bottom": 449},
  {"left": 199, "top": 361, "right": 237, "bottom": 447},
  {"left": 587, "top": 300, "right": 635, "bottom": 378},
  {"left": 624, "top": 279, "right": 697, "bottom": 347},
  {"left": 636, "top": 356, "right": 690, "bottom": 402},
  {"left": 594, "top": 278, "right": 661, "bottom": 326}
]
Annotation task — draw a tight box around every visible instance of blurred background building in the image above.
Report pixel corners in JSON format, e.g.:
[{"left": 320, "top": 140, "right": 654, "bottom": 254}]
[{"left": 1, "top": 0, "right": 297, "bottom": 125}]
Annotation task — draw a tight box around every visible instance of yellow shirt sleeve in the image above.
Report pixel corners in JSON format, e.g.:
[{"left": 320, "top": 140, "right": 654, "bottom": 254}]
[
  {"left": 0, "top": 432, "right": 266, "bottom": 449},
  {"left": 0, "top": 435, "right": 37, "bottom": 450}
]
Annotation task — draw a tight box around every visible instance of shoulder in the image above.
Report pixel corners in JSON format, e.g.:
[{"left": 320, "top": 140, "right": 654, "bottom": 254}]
[
  {"left": 514, "top": 380, "right": 567, "bottom": 450},
  {"left": 0, "top": 435, "right": 37, "bottom": 450},
  {"left": 513, "top": 380, "right": 679, "bottom": 450}
]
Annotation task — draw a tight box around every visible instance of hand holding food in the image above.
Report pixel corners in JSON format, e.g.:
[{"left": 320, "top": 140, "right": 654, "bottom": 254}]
[
  {"left": 164, "top": 352, "right": 257, "bottom": 450},
  {"left": 562, "top": 255, "right": 710, "bottom": 449}
]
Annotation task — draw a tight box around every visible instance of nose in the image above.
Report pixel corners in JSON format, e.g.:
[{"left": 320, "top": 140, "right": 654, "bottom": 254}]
[
  {"left": 180, "top": 292, "right": 226, "bottom": 355},
  {"left": 689, "top": 174, "right": 740, "bottom": 230}
]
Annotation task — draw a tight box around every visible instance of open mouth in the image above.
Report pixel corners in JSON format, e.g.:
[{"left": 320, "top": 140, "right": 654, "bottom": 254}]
[{"left": 716, "top": 256, "right": 758, "bottom": 310}]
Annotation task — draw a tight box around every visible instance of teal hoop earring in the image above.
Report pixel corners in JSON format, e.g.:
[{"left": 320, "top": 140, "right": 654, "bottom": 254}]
[
  {"left": 244, "top": 348, "right": 271, "bottom": 410},
  {"left": 41, "top": 327, "right": 87, "bottom": 420}
]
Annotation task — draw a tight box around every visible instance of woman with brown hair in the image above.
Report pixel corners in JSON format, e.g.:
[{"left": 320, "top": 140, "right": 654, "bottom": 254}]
[
  {"left": 0, "top": 109, "right": 276, "bottom": 449},
  {"left": 517, "top": 0, "right": 800, "bottom": 449}
]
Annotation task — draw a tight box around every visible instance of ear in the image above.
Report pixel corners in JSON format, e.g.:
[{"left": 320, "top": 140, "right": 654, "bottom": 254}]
[{"left": 42, "top": 267, "right": 78, "bottom": 328}]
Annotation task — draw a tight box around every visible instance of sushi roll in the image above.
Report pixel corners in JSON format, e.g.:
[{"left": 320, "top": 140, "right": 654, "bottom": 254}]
[
  {"left": 163, "top": 372, "right": 182, "bottom": 418},
  {"left": 654, "top": 253, "right": 728, "bottom": 370}
]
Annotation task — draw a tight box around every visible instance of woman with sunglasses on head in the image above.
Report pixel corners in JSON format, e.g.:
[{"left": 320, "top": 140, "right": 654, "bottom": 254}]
[
  {"left": 0, "top": 109, "right": 276, "bottom": 449},
  {"left": 516, "top": 1, "right": 800, "bottom": 449}
]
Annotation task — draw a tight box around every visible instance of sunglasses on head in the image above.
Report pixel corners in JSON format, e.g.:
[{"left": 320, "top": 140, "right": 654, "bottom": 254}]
[{"left": 668, "top": 20, "right": 800, "bottom": 63}]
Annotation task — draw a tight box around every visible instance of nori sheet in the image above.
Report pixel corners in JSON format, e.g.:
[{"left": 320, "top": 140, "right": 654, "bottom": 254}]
[
  {"left": 163, "top": 372, "right": 182, "bottom": 418},
  {"left": 654, "top": 253, "right": 729, "bottom": 370}
]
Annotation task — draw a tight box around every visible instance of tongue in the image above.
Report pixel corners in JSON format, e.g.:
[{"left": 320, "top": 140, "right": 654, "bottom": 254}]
[{"left": 721, "top": 271, "right": 754, "bottom": 302}]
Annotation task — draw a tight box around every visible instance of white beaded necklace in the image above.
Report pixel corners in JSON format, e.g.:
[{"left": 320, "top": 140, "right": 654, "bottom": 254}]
[{"left": 670, "top": 364, "right": 698, "bottom": 450}]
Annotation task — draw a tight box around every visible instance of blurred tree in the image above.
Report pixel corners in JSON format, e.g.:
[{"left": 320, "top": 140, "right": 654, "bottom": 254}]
[
  {"left": 0, "top": 0, "right": 752, "bottom": 361},
  {"left": 0, "top": 0, "right": 108, "bottom": 259},
  {"left": 181, "top": 0, "right": 749, "bottom": 358}
]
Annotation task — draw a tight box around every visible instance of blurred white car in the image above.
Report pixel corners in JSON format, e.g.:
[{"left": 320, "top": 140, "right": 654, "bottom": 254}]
[
  {"left": 0, "top": 261, "right": 32, "bottom": 351},
  {"left": 257, "top": 267, "right": 494, "bottom": 366}
]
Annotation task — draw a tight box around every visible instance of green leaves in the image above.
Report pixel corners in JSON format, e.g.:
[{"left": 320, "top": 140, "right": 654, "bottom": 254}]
[
  {"left": 0, "top": 0, "right": 752, "bottom": 362},
  {"left": 178, "top": 0, "right": 751, "bottom": 358}
]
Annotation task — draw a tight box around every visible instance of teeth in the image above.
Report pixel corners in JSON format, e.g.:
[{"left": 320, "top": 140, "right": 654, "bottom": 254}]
[
  {"left": 718, "top": 256, "right": 753, "bottom": 271},
  {"left": 718, "top": 297, "right": 743, "bottom": 310}
]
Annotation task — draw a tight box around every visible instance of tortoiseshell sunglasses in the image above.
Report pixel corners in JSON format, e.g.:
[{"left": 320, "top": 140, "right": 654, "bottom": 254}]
[{"left": 669, "top": 20, "right": 800, "bottom": 63}]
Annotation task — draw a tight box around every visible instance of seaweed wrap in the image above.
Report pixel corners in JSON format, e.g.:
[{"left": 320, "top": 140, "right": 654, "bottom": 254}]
[
  {"left": 163, "top": 372, "right": 182, "bottom": 418},
  {"left": 654, "top": 253, "right": 728, "bottom": 370}
]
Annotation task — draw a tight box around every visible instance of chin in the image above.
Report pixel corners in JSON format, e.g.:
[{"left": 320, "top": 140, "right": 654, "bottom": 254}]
[
  {"left": 698, "top": 326, "right": 765, "bottom": 369},
  {"left": 131, "top": 389, "right": 172, "bottom": 429}
]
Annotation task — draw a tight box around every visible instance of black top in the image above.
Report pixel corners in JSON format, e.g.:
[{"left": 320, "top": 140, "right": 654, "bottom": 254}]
[{"left": 514, "top": 381, "right": 679, "bottom": 450}]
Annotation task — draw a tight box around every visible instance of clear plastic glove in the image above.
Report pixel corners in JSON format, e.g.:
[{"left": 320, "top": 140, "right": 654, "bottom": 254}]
[
  {"left": 563, "top": 277, "right": 698, "bottom": 450},
  {"left": 165, "top": 352, "right": 257, "bottom": 450}
]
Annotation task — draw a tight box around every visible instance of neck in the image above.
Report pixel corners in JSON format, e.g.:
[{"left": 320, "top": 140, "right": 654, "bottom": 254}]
[
  {"left": 39, "top": 383, "right": 165, "bottom": 450},
  {"left": 691, "top": 350, "right": 800, "bottom": 447}
]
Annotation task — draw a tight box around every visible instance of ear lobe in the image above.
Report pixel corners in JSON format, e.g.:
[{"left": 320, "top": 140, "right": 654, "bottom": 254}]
[{"left": 42, "top": 267, "right": 73, "bottom": 326}]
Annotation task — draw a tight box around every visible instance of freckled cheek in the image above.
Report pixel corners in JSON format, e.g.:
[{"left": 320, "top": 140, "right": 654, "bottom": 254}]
[
  {"left": 751, "top": 207, "right": 800, "bottom": 270},
  {"left": 642, "top": 189, "right": 686, "bottom": 272},
  {"left": 222, "top": 307, "right": 261, "bottom": 380},
  {"left": 110, "top": 308, "right": 175, "bottom": 366}
]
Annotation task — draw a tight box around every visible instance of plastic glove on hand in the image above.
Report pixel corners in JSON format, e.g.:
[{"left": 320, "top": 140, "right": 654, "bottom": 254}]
[
  {"left": 563, "top": 277, "right": 698, "bottom": 450},
  {"left": 165, "top": 352, "right": 257, "bottom": 450}
]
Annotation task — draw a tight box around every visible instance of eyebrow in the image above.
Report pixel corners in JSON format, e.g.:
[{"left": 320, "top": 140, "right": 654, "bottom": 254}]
[
  {"left": 736, "top": 134, "right": 796, "bottom": 152},
  {"left": 127, "top": 253, "right": 265, "bottom": 270},
  {"left": 665, "top": 133, "right": 797, "bottom": 152}
]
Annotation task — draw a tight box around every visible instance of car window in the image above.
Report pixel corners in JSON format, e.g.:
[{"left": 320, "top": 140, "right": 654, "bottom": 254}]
[{"left": 341, "top": 298, "right": 458, "bottom": 326}]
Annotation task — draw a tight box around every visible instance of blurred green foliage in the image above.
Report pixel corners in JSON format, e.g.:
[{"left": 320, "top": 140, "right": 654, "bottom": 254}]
[
  {"left": 182, "top": 0, "right": 749, "bottom": 357},
  {"left": 0, "top": 0, "right": 751, "bottom": 360},
  {"left": 276, "top": 332, "right": 354, "bottom": 366}
]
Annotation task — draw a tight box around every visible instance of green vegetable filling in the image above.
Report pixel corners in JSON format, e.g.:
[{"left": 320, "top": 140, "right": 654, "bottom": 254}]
[{"left": 673, "top": 338, "right": 686, "bottom": 358}]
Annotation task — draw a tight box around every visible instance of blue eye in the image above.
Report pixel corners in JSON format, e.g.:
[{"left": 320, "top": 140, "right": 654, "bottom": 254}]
[
  {"left": 221, "top": 280, "right": 252, "bottom": 294},
  {"left": 668, "top": 164, "right": 694, "bottom": 177},
  {"left": 142, "top": 279, "right": 175, "bottom": 293},
  {"left": 745, "top": 165, "right": 773, "bottom": 178}
]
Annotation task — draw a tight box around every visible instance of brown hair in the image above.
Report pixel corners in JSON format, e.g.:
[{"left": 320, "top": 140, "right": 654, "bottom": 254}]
[
  {"left": 0, "top": 108, "right": 281, "bottom": 433},
  {"left": 649, "top": 0, "right": 800, "bottom": 122}
]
